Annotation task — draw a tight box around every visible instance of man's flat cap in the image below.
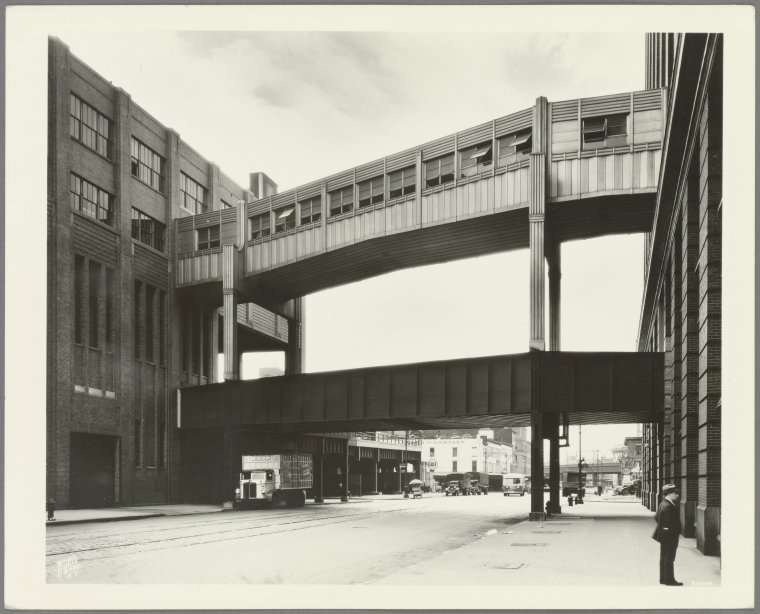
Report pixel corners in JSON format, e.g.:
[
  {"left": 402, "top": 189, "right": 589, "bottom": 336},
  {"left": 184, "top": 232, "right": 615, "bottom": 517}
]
[{"left": 662, "top": 484, "right": 677, "bottom": 494}]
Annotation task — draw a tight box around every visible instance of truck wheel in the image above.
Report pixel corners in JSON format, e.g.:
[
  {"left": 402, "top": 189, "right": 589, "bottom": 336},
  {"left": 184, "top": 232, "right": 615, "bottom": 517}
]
[
  {"left": 296, "top": 490, "right": 306, "bottom": 507},
  {"left": 272, "top": 492, "right": 284, "bottom": 508},
  {"left": 520, "top": 492, "right": 525, "bottom": 496}
]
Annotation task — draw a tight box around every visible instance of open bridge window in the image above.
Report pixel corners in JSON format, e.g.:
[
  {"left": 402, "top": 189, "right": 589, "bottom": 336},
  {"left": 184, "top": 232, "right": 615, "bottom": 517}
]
[
  {"left": 424, "top": 154, "right": 455, "bottom": 188},
  {"left": 498, "top": 130, "right": 532, "bottom": 167},
  {"left": 274, "top": 206, "right": 295, "bottom": 233},
  {"left": 460, "top": 142, "right": 493, "bottom": 178},
  {"left": 582, "top": 113, "right": 628, "bottom": 149}
]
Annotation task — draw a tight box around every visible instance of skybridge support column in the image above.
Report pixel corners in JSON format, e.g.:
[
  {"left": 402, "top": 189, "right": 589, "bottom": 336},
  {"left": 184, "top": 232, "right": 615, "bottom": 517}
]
[
  {"left": 546, "top": 413, "right": 561, "bottom": 514},
  {"left": 341, "top": 439, "right": 349, "bottom": 503},
  {"left": 222, "top": 245, "right": 240, "bottom": 381},
  {"left": 547, "top": 239, "right": 561, "bottom": 352},
  {"left": 529, "top": 411, "right": 545, "bottom": 520},
  {"left": 529, "top": 97, "right": 549, "bottom": 351}
]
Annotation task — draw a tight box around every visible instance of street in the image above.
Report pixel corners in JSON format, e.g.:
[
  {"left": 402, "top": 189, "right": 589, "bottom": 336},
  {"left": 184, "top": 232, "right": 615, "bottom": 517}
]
[{"left": 47, "top": 493, "right": 529, "bottom": 584}]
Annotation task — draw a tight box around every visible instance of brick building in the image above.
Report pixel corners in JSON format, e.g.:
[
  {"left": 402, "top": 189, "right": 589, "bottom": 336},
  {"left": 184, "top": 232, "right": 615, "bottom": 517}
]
[
  {"left": 46, "top": 37, "right": 303, "bottom": 508},
  {"left": 639, "top": 34, "right": 722, "bottom": 555}
]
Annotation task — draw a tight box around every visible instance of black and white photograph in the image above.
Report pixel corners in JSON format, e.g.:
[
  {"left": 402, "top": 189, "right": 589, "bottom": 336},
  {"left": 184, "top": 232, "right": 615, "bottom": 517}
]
[{"left": 4, "top": 4, "right": 755, "bottom": 610}]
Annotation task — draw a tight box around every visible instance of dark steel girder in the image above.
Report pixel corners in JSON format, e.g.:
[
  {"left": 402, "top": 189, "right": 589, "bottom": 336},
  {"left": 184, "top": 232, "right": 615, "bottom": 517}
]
[{"left": 179, "top": 351, "right": 664, "bottom": 433}]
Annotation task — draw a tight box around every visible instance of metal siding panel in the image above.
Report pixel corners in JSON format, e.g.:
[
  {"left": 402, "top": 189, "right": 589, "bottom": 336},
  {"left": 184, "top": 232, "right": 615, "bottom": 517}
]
[
  {"left": 550, "top": 162, "right": 558, "bottom": 198},
  {"left": 564, "top": 160, "right": 573, "bottom": 196},
  {"left": 325, "top": 376, "right": 349, "bottom": 420},
  {"left": 494, "top": 108, "right": 533, "bottom": 137},
  {"left": 282, "top": 380, "right": 302, "bottom": 422},
  {"left": 446, "top": 364, "right": 467, "bottom": 415},
  {"left": 421, "top": 134, "right": 455, "bottom": 160},
  {"left": 614, "top": 155, "right": 624, "bottom": 189},
  {"left": 588, "top": 157, "right": 598, "bottom": 192},
  {"left": 468, "top": 361, "right": 489, "bottom": 414},
  {"left": 385, "top": 150, "right": 416, "bottom": 173},
  {"left": 580, "top": 158, "right": 588, "bottom": 193},
  {"left": 520, "top": 168, "right": 528, "bottom": 203},
  {"left": 622, "top": 154, "right": 632, "bottom": 189},
  {"left": 419, "top": 365, "right": 446, "bottom": 416},
  {"left": 632, "top": 153, "right": 641, "bottom": 188},
  {"left": 457, "top": 121, "right": 492, "bottom": 149},
  {"left": 605, "top": 156, "right": 615, "bottom": 190},
  {"left": 366, "top": 371, "right": 390, "bottom": 418},
  {"left": 489, "top": 357, "right": 512, "bottom": 413},
  {"left": 355, "top": 159, "right": 384, "bottom": 182},
  {"left": 348, "top": 375, "right": 365, "bottom": 419},
  {"left": 570, "top": 159, "right": 578, "bottom": 195},
  {"left": 392, "top": 367, "right": 417, "bottom": 418}
]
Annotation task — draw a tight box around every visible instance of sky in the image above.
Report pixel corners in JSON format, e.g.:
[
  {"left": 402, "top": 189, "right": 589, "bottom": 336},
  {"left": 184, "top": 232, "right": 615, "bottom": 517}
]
[{"left": 46, "top": 25, "right": 649, "bottom": 459}]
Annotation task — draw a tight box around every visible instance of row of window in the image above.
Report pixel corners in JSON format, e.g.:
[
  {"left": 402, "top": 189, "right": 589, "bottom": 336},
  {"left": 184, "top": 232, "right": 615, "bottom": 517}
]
[
  {"left": 133, "top": 279, "right": 167, "bottom": 366},
  {"left": 71, "top": 174, "right": 113, "bottom": 226},
  {"left": 447, "top": 461, "right": 479, "bottom": 472},
  {"left": 131, "top": 208, "right": 166, "bottom": 252},
  {"left": 74, "top": 255, "right": 116, "bottom": 352},
  {"left": 70, "top": 95, "right": 213, "bottom": 214}
]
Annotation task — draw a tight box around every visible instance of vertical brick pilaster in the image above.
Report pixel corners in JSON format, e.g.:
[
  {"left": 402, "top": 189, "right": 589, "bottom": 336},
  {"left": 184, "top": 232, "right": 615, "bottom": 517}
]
[{"left": 696, "top": 56, "right": 722, "bottom": 555}]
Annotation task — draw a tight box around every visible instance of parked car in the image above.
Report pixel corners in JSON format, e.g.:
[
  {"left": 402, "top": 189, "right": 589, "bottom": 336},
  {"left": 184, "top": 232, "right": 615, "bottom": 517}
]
[{"left": 502, "top": 474, "right": 527, "bottom": 496}]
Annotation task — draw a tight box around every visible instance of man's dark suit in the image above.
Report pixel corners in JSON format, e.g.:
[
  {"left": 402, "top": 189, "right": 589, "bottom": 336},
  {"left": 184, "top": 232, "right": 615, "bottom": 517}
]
[{"left": 653, "top": 498, "right": 681, "bottom": 584}]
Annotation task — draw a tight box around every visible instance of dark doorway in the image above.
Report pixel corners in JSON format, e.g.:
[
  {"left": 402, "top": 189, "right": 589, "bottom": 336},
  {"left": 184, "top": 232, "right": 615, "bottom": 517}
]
[{"left": 70, "top": 433, "right": 117, "bottom": 508}]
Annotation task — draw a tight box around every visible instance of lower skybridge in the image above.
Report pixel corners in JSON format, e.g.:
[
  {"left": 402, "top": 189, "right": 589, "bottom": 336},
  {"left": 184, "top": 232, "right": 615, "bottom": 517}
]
[{"left": 179, "top": 351, "right": 663, "bottom": 514}]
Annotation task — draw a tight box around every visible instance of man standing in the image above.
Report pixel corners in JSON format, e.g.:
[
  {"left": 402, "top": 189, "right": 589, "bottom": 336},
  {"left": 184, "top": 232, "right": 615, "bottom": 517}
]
[{"left": 653, "top": 484, "right": 683, "bottom": 585}]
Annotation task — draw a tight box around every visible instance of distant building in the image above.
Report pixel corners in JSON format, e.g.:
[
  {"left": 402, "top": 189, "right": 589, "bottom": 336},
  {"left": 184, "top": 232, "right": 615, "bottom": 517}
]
[
  {"left": 420, "top": 429, "right": 513, "bottom": 481},
  {"left": 259, "top": 367, "right": 284, "bottom": 378}
]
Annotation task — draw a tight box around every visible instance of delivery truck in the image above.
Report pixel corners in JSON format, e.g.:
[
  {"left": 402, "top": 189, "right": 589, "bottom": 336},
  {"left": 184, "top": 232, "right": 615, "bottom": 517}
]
[{"left": 234, "top": 454, "right": 313, "bottom": 509}]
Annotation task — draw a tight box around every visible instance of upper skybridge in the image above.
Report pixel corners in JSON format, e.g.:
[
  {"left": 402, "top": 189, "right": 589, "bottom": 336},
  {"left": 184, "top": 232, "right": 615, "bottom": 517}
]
[{"left": 175, "top": 89, "right": 664, "bottom": 305}]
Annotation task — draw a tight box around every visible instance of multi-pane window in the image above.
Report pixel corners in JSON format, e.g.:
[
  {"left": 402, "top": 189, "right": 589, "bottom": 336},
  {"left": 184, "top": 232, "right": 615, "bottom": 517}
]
[
  {"left": 452, "top": 447, "right": 458, "bottom": 458},
  {"left": 329, "top": 186, "right": 353, "bottom": 217},
  {"left": 460, "top": 142, "right": 493, "bottom": 178},
  {"left": 300, "top": 196, "right": 322, "bottom": 224},
  {"left": 70, "top": 174, "right": 113, "bottom": 226},
  {"left": 130, "top": 137, "right": 165, "bottom": 192},
  {"left": 69, "top": 94, "right": 112, "bottom": 159},
  {"left": 249, "top": 212, "right": 271, "bottom": 240},
  {"left": 180, "top": 173, "right": 208, "bottom": 214},
  {"left": 274, "top": 206, "right": 295, "bottom": 233},
  {"left": 131, "top": 208, "right": 166, "bottom": 252},
  {"left": 358, "top": 176, "right": 384, "bottom": 208},
  {"left": 452, "top": 460, "right": 458, "bottom": 472},
  {"left": 196, "top": 226, "right": 220, "bottom": 251},
  {"left": 472, "top": 460, "right": 478, "bottom": 472},
  {"left": 388, "top": 167, "right": 415, "bottom": 199},
  {"left": 498, "top": 130, "right": 532, "bottom": 167},
  {"left": 424, "top": 154, "right": 455, "bottom": 188},
  {"left": 582, "top": 113, "right": 628, "bottom": 149}
]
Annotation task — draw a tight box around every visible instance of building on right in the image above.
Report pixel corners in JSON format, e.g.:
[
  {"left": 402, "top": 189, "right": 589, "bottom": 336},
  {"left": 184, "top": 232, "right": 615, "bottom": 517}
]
[{"left": 639, "top": 33, "right": 722, "bottom": 556}]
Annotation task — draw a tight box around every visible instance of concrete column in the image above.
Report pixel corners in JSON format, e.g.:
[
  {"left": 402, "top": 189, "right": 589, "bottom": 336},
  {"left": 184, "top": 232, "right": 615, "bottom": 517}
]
[
  {"left": 314, "top": 437, "right": 324, "bottom": 503},
  {"left": 341, "top": 440, "right": 349, "bottom": 502},
  {"left": 529, "top": 412, "right": 544, "bottom": 520},
  {"left": 547, "top": 239, "right": 561, "bottom": 351},
  {"left": 222, "top": 245, "right": 239, "bottom": 381},
  {"left": 529, "top": 97, "right": 548, "bottom": 350},
  {"left": 547, "top": 414, "right": 561, "bottom": 513},
  {"left": 285, "top": 298, "right": 304, "bottom": 375}
]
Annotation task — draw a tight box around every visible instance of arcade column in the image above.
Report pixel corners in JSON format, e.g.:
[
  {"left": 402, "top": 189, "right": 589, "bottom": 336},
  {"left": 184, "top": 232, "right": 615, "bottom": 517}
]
[{"left": 529, "top": 411, "right": 544, "bottom": 520}]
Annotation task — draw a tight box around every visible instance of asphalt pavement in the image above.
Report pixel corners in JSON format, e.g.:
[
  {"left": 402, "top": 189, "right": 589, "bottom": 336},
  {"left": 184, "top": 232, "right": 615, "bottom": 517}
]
[{"left": 46, "top": 492, "right": 720, "bottom": 588}]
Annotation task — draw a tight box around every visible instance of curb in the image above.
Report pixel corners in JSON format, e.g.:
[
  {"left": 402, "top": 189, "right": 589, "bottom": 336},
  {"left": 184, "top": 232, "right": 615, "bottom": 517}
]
[{"left": 46, "top": 513, "right": 166, "bottom": 526}]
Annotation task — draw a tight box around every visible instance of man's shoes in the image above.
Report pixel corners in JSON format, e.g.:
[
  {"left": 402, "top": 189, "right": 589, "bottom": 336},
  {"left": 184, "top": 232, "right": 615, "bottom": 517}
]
[{"left": 665, "top": 581, "right": 683, "bottom": 586}]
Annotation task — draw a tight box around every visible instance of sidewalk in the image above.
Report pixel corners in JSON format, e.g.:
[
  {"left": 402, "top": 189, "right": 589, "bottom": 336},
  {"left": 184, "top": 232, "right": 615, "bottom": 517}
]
[
  {"left": 45, "top": 504, "right": 225, "bottom": 526},
  {"left": 376, "top": 497, "right": 721, "bottom": 587}
]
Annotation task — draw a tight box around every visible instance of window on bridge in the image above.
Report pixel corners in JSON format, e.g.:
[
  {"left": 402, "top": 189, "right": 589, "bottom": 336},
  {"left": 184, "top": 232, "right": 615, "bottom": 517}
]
[
  {"left": 358, "top": 176, "right": 384, "bottom": 208},
  {"left": 328, "top": 186, "right": 353, "bottom": 217},
  {"left": 249, "top": 212, "right": 271, "bottom": 240},
  {"left": 424, "top": 154, "right": 455, "bottom": 188},
  {"left": 388, "top": 166, "right": 415, "bottom": 199},
  {"left": 582, "top": 113, "right": 628, "bottom": 150},
  {"left": 460, "top": 141, "right": 493, "bottom": 178},
  {"left": 196, "top": 225, "right": 220, "bottom": 251},
  {"left": 498, "top": 130, "right": 532, "bottom": 167},
  {"left": 274, "top": 206, "right": 295, "bottom": 233},
  {"left": 300, "top": 195, "right": 323, "bottom": 224}
]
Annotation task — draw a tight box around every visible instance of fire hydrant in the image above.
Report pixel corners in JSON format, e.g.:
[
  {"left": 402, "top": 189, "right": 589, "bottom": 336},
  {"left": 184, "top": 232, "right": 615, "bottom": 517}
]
[
  {"left": 46, "top": 498, "right": 56, "bottom": 521},
  {"left": 567, "top": 495, "right": 574, "bottom": 506}
]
